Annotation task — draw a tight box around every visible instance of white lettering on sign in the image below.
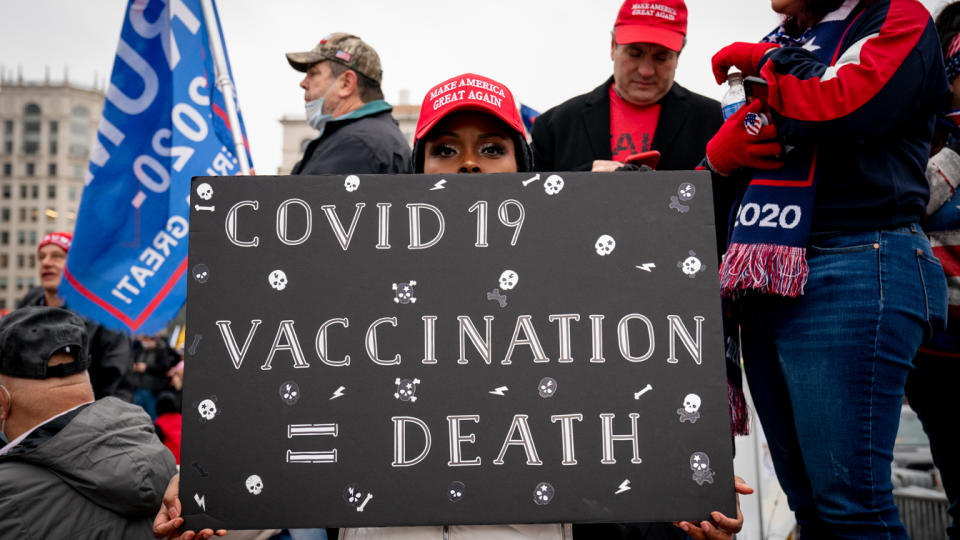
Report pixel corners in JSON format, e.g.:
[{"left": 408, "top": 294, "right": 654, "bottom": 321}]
[{"left": 213, "top": 313, "right": 705, "bottom": 370}]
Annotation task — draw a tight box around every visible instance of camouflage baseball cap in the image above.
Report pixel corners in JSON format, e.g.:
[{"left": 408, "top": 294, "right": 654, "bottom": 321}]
[{"left": 286, "top": 33, "right": 383, "bottom": 84}]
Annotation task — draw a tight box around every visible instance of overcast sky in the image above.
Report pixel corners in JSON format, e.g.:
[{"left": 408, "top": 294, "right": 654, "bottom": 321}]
[{"left": 0, "top": 0, "right": 950, "bottom": 173}]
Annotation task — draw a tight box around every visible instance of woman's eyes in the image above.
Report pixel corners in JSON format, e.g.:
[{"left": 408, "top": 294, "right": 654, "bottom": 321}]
[
  {"left": 430, "top": 143, "right": 458, "bottom": 157},
  {"left": 429, "top": 141, "right": 507, "bottom": 158},
  {"left": 480, "top": 142, "right": 507, "bottom": 156}
]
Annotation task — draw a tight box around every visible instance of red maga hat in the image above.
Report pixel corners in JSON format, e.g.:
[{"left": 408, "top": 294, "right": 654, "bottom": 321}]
[
  {"left": 614, "top": 0, "right": 687, "bottom": 52},
  {"left": 37, "top": 231, "right": 72, "bottom": 253},
  {"left": 415, "top": 73, "right": 524, "bottom": 142}
]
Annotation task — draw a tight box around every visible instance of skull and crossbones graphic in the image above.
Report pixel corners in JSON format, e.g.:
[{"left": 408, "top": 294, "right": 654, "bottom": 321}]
[
  {"left": 690, "top": 452, "right": 715, "bottom": 486},
  {"left": 344, "top": 175, "right": 360, "bottom": 192},
  {"left": 343, "top": 483, "right": 373, "bottom": 512},
  {"left": 595, "top": 235, "right": 616, "bottom": 256},
  {"left": 196, "top": 182, "right": 214, "bottom": 201},
  {"left": 393, "top": 281, "right": 417, "bottom": 304},
  {"left": 192, "top": 264, "right": 210, "bottom": 284},
  {"left": 538, "top": 377, "right": 557, "bottom": 398},
  {"left": 196, "top": 396, "right": 219, "bottom": 422},
  {"left": 533, "top": 482, "right": 555, "bottom": 505},
  {"left": 677, "top": 393, "right": 701, "bottom": 423},
  {"left": 498, "top": 270, "right": 518, "bottom": 291},
  {"left": 543, "top": 174, "right": 565, "bottom": 195},
  {"left": 279, "top": 381, "right": 300, "bottom": 405},
  {"left": 678, "top": 250, "right": 706, "bottom": 278},
  {"left": 394, "top": 378, "right": 421, "bottom": 402},
  {"left": 268, "top": 269, "right": 288, "bottom": 291},
  {"left": 245, "top": 475, "right": 263, "bottom": 495},
  {"left": 448, "top": 481, "right": 466, "bottom": 502}
]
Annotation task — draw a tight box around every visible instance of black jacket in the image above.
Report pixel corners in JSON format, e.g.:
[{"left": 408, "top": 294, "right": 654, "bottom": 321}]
[
  {"left": 17, "top": 288, "right": 134, "bottom": 401},
  {"left": 531, "top": 78, "right": 723, "bottom": 172},
  {"left": 531, "top": 78, "right": 735, "bottom": 259},
  {"left": 292, "top": 109, "right": 412, "bottom": 175}
]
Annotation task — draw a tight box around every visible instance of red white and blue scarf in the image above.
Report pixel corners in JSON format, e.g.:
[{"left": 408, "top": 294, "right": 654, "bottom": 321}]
[{"left": 719, "top": 1, "right": 864, "bottom": 297}]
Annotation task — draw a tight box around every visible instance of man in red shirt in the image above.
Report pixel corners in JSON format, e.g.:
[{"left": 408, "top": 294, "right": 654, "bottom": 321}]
[{"left": 532, "top": 0, "right": 723, "bottom": 174}]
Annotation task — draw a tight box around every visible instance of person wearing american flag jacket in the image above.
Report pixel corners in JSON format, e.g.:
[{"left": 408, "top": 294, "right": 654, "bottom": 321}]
[
  {"left": 906, "top": 3, "right": 960, "bottom": 538},
  {"left": 705, "top": 0, "right": 949, "bottom": 537}
]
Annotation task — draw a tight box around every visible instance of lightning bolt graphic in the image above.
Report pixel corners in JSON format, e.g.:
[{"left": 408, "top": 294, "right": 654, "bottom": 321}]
[
  {"left": 194, "top": 493, "right": 206, "bottom": 511},
  {"left": 635, "top": 263, "right": 656, "bottom": 272},
  {"left": 615, "top": 480, "right": 631, "bottom": 495},
  {"left": 430, "top": 179, "right": 447, "bottom": 190},
  {"left": 330, "top": 386, "right": 346, "bottom": 400},
  {"left": 489, "top": 386, "right": 509, "bottom": 396}
]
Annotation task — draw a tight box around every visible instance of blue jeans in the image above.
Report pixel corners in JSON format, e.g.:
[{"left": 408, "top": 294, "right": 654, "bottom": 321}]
[{"left": 739, "top": 224, "right": 947, "bottom": 539}]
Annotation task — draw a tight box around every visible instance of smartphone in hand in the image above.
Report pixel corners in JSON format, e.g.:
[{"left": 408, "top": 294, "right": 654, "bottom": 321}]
[{"left": 624, "top": 150, "right": 661, "bottom": 170}]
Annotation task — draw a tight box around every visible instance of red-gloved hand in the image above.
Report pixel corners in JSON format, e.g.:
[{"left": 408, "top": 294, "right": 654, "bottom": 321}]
[
  {"left": 706, "top": 100, "right": 783, "bottom": 176},
  {"left": 712, "top": 42, "right": 780, "bottom": 84}
]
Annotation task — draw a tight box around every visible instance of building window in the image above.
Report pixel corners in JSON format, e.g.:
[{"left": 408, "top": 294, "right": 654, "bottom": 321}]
[
  {"left": 73, "top": 165, "right": 84, "bottom": 180},
  {"left": 30, "top": 208, "right": 38, "bottom": 223},
  {"left": 0, "top": 256, "right": 6, "bottom": 269},
  {"left": 23, "top": 103, "right": 41, "bottom": 155},
  {"left": 1, "top": 208, "right": 8, "bottom": 222},
  {"left": 45, "top": 207, "right": 57, "bottom": 222},
  {"left": 0, "top": 277, "right": 6, "bottom": 290},
  {"left": 29, "top": 254, "right": 35, "bottom": 268},
  {"left": 26, "top": 163, "right": 35, "bottom": 177},
  {"left": 0, "top": 231, "right": 7, "bottom": 245},
  {"left": 48, "top": 121, "right": 58, "bottom": 155},
  {"left": 70, "top": 106, "right": 90, "bottom": 157},
  {"left": 2, "top": 185, "right": 9, "bottom": 198},
  {"left": 19, "top": 184, "right": 26, "bottom": 198},
  {"left": 48, "top": 163, "right": 57, "bottom": 177},
  {"left": 31, "top": 185, "right": 38, "bottom": 199},
  {"left": 17, "top": 254, "right": 24, "bottom": 268},
  {"left": 48, "top": 184, "right": 56, "bottom": 198},
  {"left": 2, "top": 163, "right": 9, "bottom": 177},
  {"left": 18, "top": 208, "right": 25, "bottom": 222},
  {"left": 69, "top": 186, "right": 78, "bottom": 201},
  {"left": 3, "top": 120, "right": 13, "bottom": 155},
  {"left": 29, "top": 230, "right": 36, "bottom": 244},
  {"left": 16, "top": 277, "right": 23, "bottom": 291},
  {"left": 17, "top": 231, "right": 25, "bottom": 245}
]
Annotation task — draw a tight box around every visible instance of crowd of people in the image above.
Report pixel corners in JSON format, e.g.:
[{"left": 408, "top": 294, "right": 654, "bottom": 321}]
[{"left": 1, "top": 0, "right": 958, "bottom": 538}]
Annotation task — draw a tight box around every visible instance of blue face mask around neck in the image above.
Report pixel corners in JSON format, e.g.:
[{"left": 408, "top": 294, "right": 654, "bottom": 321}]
[{"left": 305, "top": 97, "right": 334, "bottom": 136}]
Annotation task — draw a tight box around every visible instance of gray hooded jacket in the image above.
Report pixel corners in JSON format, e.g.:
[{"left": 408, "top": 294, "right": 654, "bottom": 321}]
[{"left": 0, "top": 397, "right": 177, "bottom": 539}]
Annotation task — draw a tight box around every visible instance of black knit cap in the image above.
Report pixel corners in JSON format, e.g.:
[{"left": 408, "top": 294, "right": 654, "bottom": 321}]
[{"left": 0, "top": 307, "right": 89, "bottom": 379}]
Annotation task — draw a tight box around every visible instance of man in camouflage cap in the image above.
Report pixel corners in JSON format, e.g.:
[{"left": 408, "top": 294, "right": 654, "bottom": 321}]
[{"left": 286, "top": 33, "right": 411, "bottom": 175}]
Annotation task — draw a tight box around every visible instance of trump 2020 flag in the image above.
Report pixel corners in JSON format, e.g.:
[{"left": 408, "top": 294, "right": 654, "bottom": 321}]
[{"left": 60, "top": 0, "right": 252, "bottom": 334}]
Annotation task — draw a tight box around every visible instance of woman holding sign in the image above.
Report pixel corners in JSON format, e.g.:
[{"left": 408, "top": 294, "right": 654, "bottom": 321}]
[
  {"left": 707, "top": 0, "right": 949, "bottom": 538},
  {"left": 153, "top": 73, "right": 749, "bottom": 540}
]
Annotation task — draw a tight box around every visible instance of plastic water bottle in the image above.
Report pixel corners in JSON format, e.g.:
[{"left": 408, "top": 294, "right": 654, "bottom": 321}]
[{"left": 721, "top": 72, "right": 746, "bottom": 120}]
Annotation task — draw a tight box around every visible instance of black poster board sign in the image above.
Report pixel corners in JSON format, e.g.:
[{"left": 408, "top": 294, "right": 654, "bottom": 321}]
[{"left": 182, "top": 171, "right": 734, "bottom": 530}]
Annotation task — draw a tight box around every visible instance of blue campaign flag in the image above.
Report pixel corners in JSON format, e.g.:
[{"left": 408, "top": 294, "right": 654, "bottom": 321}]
[
  {"left": 520, "top": 103, "right": 540, "bottom": 134},
  {"left": 60, "top": 0, "right": 252, "bottom": 334}
]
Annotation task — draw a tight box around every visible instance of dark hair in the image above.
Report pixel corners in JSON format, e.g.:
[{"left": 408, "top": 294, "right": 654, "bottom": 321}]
[
  {"left": 327, "top": 61, "right": 384, "bottom": 102},
  {"left": 412, "top": 114, "right": 534, "bottom": 174},
  {"left": 156, "top": 391, "right": 179, "bottom": 416},
  {"left": 936, "top": 2, "right": 960, "bottom": 54}
]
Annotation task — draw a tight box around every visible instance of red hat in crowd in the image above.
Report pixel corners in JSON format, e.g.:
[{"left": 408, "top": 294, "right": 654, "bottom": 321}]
[
  {"left": 38, "top": 232, "right": 72, "bottom": 253},
  {"left": 414, "top": 73, "right": 525, "bottom": 142},
  {"left": 614, "top": 0, "right": 688, "bottom": 52}
]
